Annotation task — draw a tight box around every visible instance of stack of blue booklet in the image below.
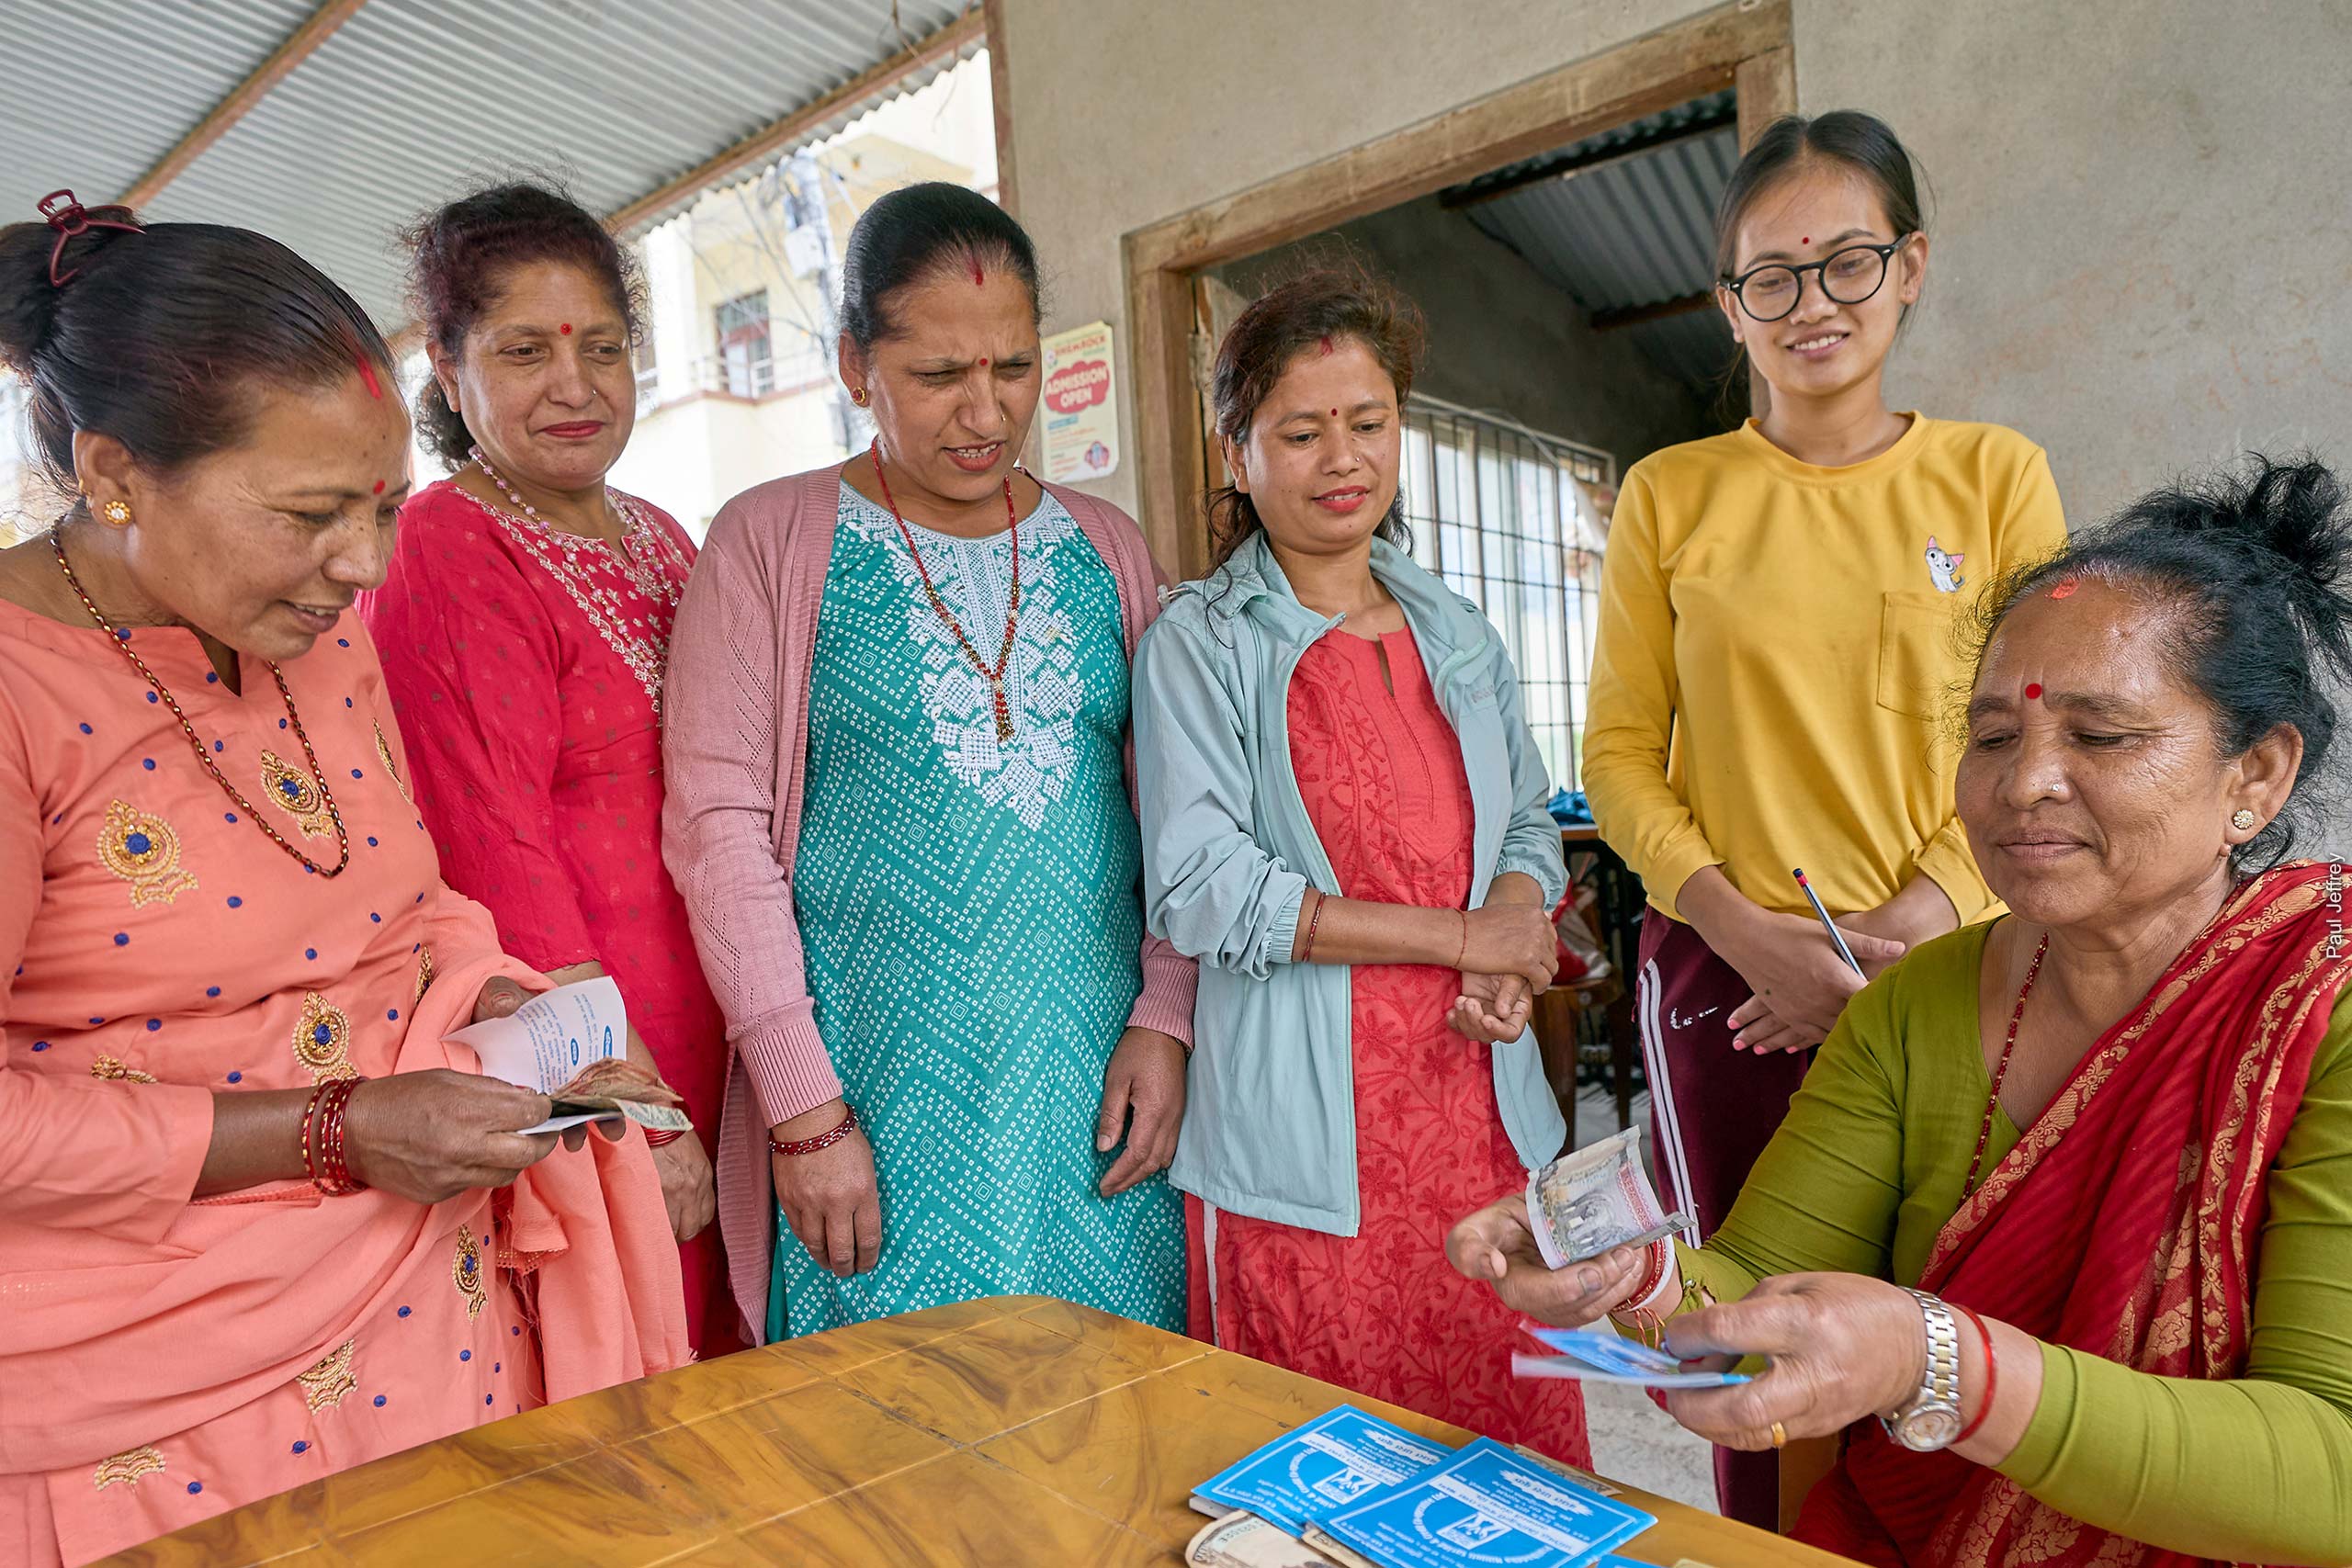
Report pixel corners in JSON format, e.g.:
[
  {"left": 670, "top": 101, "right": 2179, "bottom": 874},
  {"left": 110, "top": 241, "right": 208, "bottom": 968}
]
[{"left": 1191, "top": 1404, "right": 1657, "bottom": 1568}]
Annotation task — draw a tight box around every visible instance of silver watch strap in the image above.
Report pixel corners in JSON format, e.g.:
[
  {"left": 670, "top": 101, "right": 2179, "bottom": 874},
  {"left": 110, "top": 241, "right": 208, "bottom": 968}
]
[{"left": 1902, "top": 1286, "right": 1962, "bottom": 1416}]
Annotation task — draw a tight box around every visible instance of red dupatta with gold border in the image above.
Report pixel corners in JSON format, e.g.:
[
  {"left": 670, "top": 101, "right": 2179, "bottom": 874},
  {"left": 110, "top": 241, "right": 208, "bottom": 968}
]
[{"left": 1795, "top": 862, "right": 2349, "bottom": 1568}]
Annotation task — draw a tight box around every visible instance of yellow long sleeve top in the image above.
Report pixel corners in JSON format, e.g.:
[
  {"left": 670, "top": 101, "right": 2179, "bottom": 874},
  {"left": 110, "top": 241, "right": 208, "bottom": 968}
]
[{"left": 1583, "top": 416, "right": 2068, "bottom": 922}]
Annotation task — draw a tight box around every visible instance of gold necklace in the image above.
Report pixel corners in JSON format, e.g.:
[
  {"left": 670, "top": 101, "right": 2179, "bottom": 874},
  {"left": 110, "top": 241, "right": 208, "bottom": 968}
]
[{"left": 50, "top": 526, "right": 352, "bottom": 878}]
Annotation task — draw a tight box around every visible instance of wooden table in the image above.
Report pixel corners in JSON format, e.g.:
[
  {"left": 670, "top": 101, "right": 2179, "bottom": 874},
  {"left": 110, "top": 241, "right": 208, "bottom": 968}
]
[{"left": 102, "top": 1295, "right": 1851, "bottom": 1567}]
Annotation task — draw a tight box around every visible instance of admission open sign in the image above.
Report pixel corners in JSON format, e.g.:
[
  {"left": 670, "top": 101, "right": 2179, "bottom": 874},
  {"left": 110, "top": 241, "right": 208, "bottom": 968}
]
[{"left": 1040, "top": 320, "right": 1119, "bottom": 482}]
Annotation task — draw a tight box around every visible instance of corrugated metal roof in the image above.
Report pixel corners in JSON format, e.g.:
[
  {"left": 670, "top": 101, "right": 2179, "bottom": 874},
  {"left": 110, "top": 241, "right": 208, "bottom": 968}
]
[
  {"left": 3, "top": 0, "right": 973, "bottom": 330},
  {"left": 1459, "top": 103, "right": 1740, "bottom": 393}
]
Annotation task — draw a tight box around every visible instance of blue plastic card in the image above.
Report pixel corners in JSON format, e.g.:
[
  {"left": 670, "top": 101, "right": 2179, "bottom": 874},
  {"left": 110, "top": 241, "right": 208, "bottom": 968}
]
[
  {"left": 1193, "top": 1404, "right": 1453, "bottom": 1535},
  {"left": 1319, "top": 1438, "right": 1657, "bottom": 1568}
]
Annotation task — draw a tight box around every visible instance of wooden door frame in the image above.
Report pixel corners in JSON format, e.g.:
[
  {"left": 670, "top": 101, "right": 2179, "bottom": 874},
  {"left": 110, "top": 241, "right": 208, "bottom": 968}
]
[{"left": 1122, "top": 0, "right": 1795, "bottom": 579}]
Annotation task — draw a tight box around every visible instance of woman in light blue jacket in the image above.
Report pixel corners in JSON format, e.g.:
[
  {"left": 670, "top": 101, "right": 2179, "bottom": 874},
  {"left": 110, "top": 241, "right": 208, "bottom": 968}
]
[{"left": 1133, "top": 269, "right": 1588, "bottom": 1462}]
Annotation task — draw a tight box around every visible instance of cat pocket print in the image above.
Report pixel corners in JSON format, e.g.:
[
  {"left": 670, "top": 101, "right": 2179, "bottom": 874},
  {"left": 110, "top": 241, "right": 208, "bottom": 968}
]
[{"left": 1924, "top": 535, "right": 1965, "bottom": 592}]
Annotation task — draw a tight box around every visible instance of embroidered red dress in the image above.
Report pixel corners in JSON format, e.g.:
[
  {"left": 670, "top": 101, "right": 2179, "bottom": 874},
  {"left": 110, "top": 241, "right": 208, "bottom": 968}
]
[
  {"left": 363, "top": 479, "right": 736, "bottom": 1354},
  {"left": 1190, "top": 626, "right": 1591, "bottom": 1464}
]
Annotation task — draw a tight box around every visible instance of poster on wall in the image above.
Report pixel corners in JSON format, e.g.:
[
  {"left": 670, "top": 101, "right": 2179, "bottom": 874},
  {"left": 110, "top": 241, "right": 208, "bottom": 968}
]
[{"left": 1040, "top": 320, "right": 1119, "bottom": 483}]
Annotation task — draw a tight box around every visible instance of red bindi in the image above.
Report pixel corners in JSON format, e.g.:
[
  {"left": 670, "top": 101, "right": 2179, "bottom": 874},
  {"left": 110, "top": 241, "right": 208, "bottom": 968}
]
[
  {"left": 1318, "top": 335, "right": 1334, "bottom": 356},
  {"left": 1802, "top": 235, "right": 1811, "bottom": 245},
  {"left": 372, "top": 479, "right": 386, "bottom": 495},
  {"left": 2025, "top": 682, "right": 2044, "bottom": 701},
  {"left": 2050, "top": 578, "right": 2079, "bottom": 600},
  {"left": 971, "top": 259, "right": 985, "bottom": 287},
  {"left": 1329, "top": 409, "right": 1339, "bottom": 417},
  {"left": 560, "top": 322, "right": 572, "bottom": 335},
  {"left": 979, "top": 357, "right": 989, "bottom": 367}
]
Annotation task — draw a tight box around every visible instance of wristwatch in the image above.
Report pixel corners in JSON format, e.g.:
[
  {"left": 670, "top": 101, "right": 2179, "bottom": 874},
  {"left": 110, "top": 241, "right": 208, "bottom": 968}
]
[{"left": 1882, "top": 1287, "right": 1964, "bottom": 1451}]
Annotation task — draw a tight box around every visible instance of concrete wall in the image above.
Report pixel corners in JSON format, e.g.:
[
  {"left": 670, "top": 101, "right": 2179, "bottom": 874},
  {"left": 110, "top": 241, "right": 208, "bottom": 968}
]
[
  {"left": 1212, "top": 196, "right": 1720, "bottom": 475},
  {"left": 1001, "top": 0, "right": 2351, "bottom": 529}
]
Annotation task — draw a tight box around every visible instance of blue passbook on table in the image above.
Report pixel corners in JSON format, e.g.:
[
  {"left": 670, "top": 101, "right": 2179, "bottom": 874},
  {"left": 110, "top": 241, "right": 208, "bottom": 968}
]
[
  {"left": 1318, "top": 1438, "right": 1657, "bottom": 1568},
  {"left": 1192, "top": 1404, "right": 1452, "bottom": 1535}
]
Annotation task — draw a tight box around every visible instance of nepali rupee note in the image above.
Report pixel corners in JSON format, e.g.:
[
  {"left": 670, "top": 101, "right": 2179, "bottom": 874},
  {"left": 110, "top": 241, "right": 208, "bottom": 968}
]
[
  {"left": 1185, "top": 1512, "right": 1344, "bottom": 1567},
  {"left": 1524, "top": 1125, "right": 1692, "bottom": 1269}
]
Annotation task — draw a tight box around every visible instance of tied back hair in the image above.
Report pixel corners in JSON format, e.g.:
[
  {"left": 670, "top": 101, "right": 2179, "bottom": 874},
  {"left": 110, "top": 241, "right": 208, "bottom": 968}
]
[{"left": 1964, "top": 455, "right": 2352, "bottom": 872}]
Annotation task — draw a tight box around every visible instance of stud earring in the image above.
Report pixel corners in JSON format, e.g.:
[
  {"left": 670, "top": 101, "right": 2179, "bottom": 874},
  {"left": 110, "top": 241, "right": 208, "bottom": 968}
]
[
  {"left": 101, "top": 499, "right": 131, "bottom": 525},
  {"left": 851, "top": 388, "right": 870, "bottom": 407},
  {"left": 2233, "top": 808, "right": 2258, "bottom": 832}
]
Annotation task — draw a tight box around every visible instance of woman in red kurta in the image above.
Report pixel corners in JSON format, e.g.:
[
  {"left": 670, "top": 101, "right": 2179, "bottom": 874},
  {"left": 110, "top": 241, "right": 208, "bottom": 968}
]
[
  {"left": 1193, "top": 627, "right": 1591, "bottom": 1459},
  {"left": 364, "top": 183, "right": 728, "bottom": 1351}
]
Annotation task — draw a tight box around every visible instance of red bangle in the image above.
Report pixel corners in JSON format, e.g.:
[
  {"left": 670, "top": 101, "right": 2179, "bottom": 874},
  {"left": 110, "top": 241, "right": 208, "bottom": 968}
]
[
  {"left": 770, "top": 1104, "right": 859, "bottom": 1156},
  {"left": 1296, "top": 893, "right": 1328, "bottom": 964},
  {"left": 303, "top": 1076, "right": 368, "bottom": 1196},
  {"left": 1953, "top": 1303, "right": 1997, "bottom": 1445},
  {"left": 644, "top": 1126, "right": 684, "bottom": 1148}
]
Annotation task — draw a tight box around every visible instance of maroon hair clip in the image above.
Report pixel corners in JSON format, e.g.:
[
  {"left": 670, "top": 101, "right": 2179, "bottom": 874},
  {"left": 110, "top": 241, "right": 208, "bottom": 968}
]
[{"left": 38, "top": 188, "right": 143, "bottom": 287}]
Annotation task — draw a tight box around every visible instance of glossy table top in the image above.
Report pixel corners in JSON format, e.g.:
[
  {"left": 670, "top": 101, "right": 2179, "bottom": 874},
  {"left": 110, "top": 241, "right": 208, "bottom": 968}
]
[{"left": 101, "top": 1294, "right": 1852, "bottom": 1566}]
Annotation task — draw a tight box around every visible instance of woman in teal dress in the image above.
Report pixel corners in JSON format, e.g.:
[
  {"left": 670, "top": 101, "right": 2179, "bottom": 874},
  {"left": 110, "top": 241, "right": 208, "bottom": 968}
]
[{"left": 662, "top": 184, "right": 1196, "bottom": 1344}]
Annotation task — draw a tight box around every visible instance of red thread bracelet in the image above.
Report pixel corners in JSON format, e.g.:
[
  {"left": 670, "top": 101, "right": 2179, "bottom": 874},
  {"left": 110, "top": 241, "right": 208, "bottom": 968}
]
[
  {"left": 770, "top": 1104, "right": 859, "bottom": 1156},
  {"left": 1953, "top": 1303, "right": 1997, "bottom": 1445},
  {"left": 1297, "top": 893, "right": 1328, "bottom": 963}
]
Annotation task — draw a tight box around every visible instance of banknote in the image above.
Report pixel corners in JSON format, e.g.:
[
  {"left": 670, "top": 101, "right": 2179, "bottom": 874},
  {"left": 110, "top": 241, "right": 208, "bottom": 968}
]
[
  {"left": 1524, "top": 1125, "right": 1691, "bottom": 1269},
  {"left": 1184, "top": 1511, "right": 1345, "bottom": 1567}
]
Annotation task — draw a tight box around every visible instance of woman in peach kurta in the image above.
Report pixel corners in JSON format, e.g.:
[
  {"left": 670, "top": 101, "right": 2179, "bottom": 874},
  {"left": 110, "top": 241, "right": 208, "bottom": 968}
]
[{"left": 0, "top": 201, "right": 685, "bottom": 1568}]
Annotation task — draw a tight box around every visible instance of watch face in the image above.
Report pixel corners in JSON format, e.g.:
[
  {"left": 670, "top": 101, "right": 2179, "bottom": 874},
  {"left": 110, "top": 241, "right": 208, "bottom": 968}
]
[{"left": 1894, "top": 1405, "right": 1963, "bottom": 1451}]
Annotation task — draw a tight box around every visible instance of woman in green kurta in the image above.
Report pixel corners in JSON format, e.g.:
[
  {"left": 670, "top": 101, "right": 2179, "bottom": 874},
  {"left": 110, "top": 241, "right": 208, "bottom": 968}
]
[{"left": 1450, "top": 458, "right": 2352, "bottom": 1566}]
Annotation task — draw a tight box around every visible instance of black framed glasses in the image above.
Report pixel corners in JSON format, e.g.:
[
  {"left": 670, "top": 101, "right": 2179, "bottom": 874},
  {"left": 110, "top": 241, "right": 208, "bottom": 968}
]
[{"left": 1720, "top": 234, "right": 1917, "bottom": 322}]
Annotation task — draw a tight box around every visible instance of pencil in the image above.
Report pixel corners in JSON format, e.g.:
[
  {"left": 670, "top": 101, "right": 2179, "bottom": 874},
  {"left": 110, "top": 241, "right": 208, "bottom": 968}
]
[{"left": 1792, "top": 868, "right": 1865, "bottom": 976}]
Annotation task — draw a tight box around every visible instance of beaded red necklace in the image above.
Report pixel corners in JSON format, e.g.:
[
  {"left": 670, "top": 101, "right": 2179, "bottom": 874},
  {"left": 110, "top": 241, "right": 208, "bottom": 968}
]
[
  {"left": 866, "top": 438, "right": 1024, "bottom": 744},
  {"left": 51, "top": 525, "right": 352, "bottom": 878},
  {"left": 1964, "top": 929, "right": 2049, "bottom": 1194}
]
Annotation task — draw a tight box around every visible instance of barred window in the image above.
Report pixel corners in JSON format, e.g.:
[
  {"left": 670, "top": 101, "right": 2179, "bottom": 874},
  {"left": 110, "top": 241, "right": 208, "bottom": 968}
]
[{"left": 1399, "top": 400, "right": 1613, "bottom": 791}]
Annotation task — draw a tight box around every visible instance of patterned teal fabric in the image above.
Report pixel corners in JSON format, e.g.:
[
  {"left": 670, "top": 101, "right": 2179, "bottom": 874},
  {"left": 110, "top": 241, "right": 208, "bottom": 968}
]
[{"left": 771, "top": 484, "right": 1185, "bottom": 1338}]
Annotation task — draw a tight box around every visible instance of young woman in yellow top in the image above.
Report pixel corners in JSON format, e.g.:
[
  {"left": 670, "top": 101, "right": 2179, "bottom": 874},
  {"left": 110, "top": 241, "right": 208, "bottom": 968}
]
[{"left": 1581, "top": 110, "right": 2067, "bottom": 1526}]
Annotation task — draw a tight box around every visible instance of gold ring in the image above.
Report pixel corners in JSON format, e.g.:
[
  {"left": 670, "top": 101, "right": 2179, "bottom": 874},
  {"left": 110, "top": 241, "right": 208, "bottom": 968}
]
[{"left": 1770, "top": 1421, "right": 1787, "bottom": 1450}]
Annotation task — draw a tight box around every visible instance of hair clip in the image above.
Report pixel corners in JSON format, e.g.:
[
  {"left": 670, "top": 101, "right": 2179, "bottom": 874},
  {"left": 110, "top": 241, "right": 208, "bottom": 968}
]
[{"left": 38, "top": 189, "right": 144, "bottom": 288}]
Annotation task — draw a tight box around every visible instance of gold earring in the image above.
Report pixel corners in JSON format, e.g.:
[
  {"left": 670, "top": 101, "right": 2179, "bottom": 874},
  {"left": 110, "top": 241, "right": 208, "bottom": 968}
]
[
  {"left": 100, "top": 499, "right": 131, "bottom": 525},
  {"left": 851, "top": 388, "right": 870, "bottom": 407},
  {"left": 2233, "top": 808, "right": 2258, "bottom": 832}
]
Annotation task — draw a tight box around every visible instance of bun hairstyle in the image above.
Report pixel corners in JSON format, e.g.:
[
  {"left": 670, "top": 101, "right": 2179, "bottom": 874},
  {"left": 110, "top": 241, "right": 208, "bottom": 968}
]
[
  {"left": 1971, "top": 456, "right": 2352, "bottom": 871},
  {"left": 0, "top": 194, "right": 394, "bottom": 500},
  {"left": 837, "top": 180, "right": 1042, "bottom": 352},
  {"left": 403, "top": 181, "right": 645, "bottom": 468},
  {"left": 1204, "top": 265, "right": 1427, "bottom": 570}
]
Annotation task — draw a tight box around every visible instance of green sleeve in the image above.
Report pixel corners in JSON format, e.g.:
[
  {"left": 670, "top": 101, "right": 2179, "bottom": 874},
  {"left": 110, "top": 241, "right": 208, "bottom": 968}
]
[
  {"left": 1995, "top": 1010, "right": 2352, "bottom": 1562},
  {"left": 1678, "top": 960, "right": 1916, "bottom": 1304}
]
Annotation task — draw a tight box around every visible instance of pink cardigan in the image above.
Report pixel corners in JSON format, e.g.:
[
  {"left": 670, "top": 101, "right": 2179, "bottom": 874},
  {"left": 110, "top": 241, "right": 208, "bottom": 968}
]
[{"left": 660, "top": 463, "right": 1199, "bottom": 1342}]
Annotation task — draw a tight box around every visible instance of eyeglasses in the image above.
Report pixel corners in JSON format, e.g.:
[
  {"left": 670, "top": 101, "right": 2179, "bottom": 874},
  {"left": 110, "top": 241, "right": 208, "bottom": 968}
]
[{"left": 1719, "top": 235, "right": 1917, "bottom": 322}]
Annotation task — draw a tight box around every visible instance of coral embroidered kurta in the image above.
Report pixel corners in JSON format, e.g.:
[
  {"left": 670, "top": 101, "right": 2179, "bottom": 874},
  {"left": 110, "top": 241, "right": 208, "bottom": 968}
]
[
  {"left": 366, "top": 479, "right": 735, "bottom": 1353},
  {"left": 1191, "top": 626, "right": 1590, "bottom": 1466},
  {"left": 0, "top": 600, "right": 684, "bottom": 1568}
]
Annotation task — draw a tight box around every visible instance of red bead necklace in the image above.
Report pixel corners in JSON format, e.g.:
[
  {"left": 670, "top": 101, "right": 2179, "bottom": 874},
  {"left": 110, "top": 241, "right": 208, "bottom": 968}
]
[
  {"left": 1965, "top": 929, "right": 2049, "bottom": 1194},
  {"left": 51, "top": 525, "right": 352, "bottom": 878},
  {"left": 866, "top": 438, "right": 1023, "bottom": 744}
]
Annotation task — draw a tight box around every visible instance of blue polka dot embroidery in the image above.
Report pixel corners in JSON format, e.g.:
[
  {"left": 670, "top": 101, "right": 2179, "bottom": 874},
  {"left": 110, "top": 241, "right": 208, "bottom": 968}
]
[
  {"left": 213, "top": 740, "right": 223, "bottom": 753},
  {"left": 29, "top": 1042, "right": 46, "bottom": 1053},
  {"left": 141, "top": 758, "right": 155, "bottom": 770},
  {"left": 373, "top": 1395, "right": 387, "bottom": 1408},
  {"left": 459, "top": 1349, "right": 470, "bottom": 1362},
  {"left": 397, "top": 1305, "right": 411, "bottom": 1318},
  {"left": 87, "top": 1017, "right": 102, "bottom": 1025},
  {"left": 351, "top": 769, "right": 363, "bottom": 780},
  {"left": 370, "top": 912, "right": 381, "bottom": 923},
  {"left": 493, "top": 1362, "right": 502, "bottom": 1373},
  {"left": 387, "top": 1009, "right": 399, "bottom": 1021},
  {"left": 78, "top": 723, "right": 92, "bottom": 735},
  {"left": 345, "top": 698, "right": 354, "bottom": 708},
  {"left": 207, "top": 986, "right": 220, "bottom": 998},
  {"left": 227, "top": 1071, "right": 243, "bottom": 1083},
  {"left": 291, "top": 1441, "right": 308, "bottom": 1454},
  {"left": 187, "top": 1481, "right": 201, "bottom": 1495},
  {"left": 206, "top": 672, "right": 220, "bottom": 684},
  {"left": 338, "top": 638, "right": 350, "bottom": 648},
  {"left": 225, "top": 812, "right": 238, "bottom": 824},
  {"left": 485, "top": 1395, "right": 494, "bottom": 1405},
  {"left": 227, "top": 897, "right": 242, "bottom": 908},
  {"left": 145, "top": 1019, "right": 160, "bottom": 1032},
  {"left": 113, "top": 932, "right": 128, "bottom": 946},
  {"left": 511, "top": 1325, "right": 521, "bottom": 1337},
  {"left": 305, "top": 948, "right": 318, "bottom": 961},
  {"left": 278, "top": 718, "right": 288, "bottom": 729},
  {"left": 144, "top": 692, "right": 158, "bottom": 704},
  {"left": 368, "top": 837, "right": 379, "bottom": 848}
]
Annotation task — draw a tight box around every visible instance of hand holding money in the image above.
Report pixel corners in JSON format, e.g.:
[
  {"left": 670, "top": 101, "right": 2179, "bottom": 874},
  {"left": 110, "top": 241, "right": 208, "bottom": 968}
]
[
  {"left": 1524, "top": 1126, "right": 1690, "bottom": 1267},
  {"left": 1447, "top": 1128, "right": 1690, "bottom": 1328}
]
